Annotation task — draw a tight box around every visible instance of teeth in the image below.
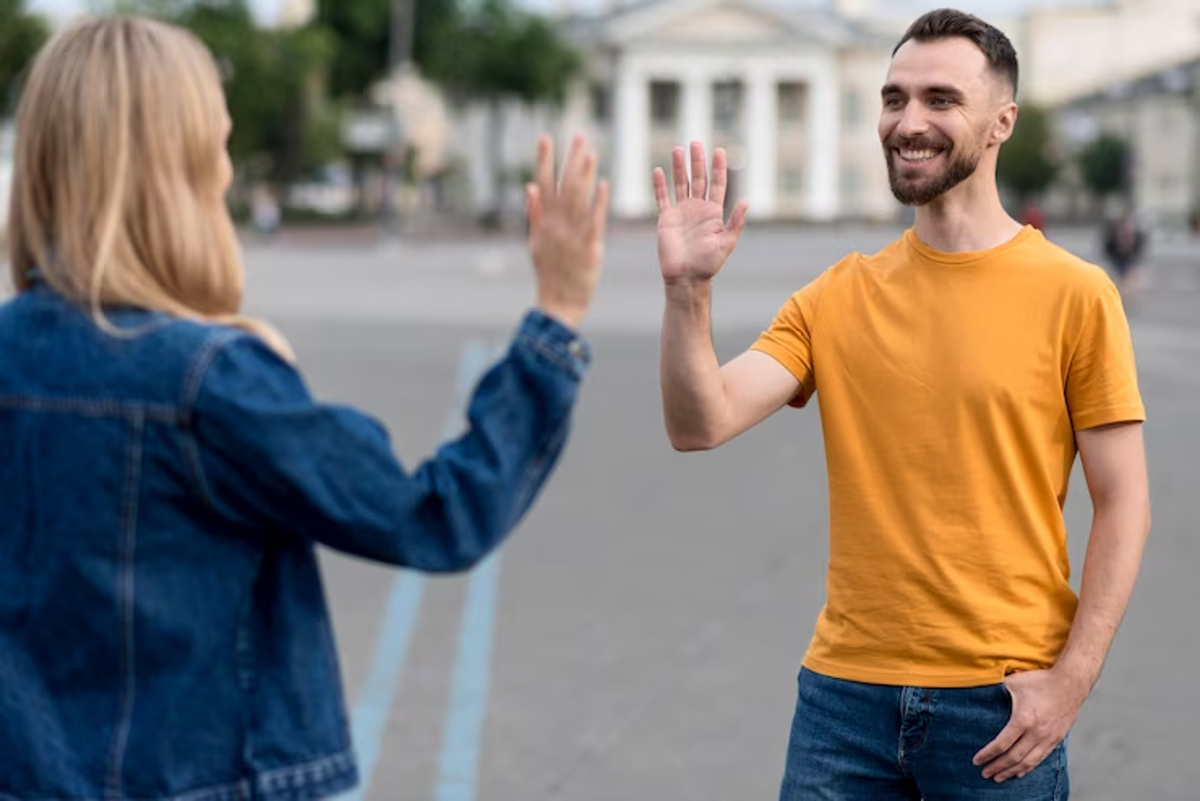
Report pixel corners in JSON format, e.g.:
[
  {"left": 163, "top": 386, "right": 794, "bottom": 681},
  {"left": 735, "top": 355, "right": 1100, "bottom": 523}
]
[{"left": 900, "top": 149, "right": 939, "bottom": 161}]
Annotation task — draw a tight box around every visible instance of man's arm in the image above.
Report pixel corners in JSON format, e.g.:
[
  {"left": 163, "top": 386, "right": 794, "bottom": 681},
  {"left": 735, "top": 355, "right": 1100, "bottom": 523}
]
[
  {"left": 1056, "top": 420, "right": 1152, "bottom": 688},
  {"left": 661, "top": 280, "right": 800, "bottom": 451},
  {"left": 975, "top": 420, "right": 1151, "bottom": 783}
]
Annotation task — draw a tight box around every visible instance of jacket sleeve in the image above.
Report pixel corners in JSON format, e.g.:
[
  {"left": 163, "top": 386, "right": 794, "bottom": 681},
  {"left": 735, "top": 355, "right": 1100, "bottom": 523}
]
[{"left": 186, "top": 310, "right": 589, "bottom": 573}]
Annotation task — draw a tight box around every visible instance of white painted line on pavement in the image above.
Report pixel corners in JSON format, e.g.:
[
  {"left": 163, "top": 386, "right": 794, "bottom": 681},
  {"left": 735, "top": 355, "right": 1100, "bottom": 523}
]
[
  {"left": 434, "top": 341, "right": 509, "bottom": 801},
  {"left": 340, "top": 338, "right": 493, "bottom": 801}
]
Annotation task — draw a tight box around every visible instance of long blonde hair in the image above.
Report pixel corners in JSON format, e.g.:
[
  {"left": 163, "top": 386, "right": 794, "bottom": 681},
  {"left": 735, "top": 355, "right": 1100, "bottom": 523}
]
[{"left": 6, "top": 16, "right": 293, "bottom": 360}]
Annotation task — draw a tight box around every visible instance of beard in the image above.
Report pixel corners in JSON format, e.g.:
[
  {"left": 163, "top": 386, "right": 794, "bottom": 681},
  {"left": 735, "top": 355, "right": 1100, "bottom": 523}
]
[{"left": 884, "top": 133, "right": 981, "bottom": 206}]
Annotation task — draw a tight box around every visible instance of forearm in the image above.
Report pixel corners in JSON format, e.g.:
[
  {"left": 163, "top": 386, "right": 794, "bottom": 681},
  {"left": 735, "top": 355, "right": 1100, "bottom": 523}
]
[
  {"left": 1055, "top": 499, "right": 1151, "bottom": 690},
  {"left": 660, "top": 280, "right": 730, "bottom": 450}
]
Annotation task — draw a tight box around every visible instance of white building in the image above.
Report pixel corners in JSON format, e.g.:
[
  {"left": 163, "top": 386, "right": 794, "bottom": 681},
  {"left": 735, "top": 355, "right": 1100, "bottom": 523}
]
[
  {"left": 562, "top": 0, "right": 903, "bottom": 221},
  {"left": 1018, "top": 0, "right": 1200, "bottom": 106},
  {"left": 1053, "top": 57, "right": 1200, "bottom": 227}
]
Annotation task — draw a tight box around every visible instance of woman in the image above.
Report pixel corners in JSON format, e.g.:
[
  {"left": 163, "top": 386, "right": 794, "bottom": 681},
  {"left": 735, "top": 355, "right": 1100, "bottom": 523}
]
[{"left": 0, "top": 16, "right": 608, "bottom": 801}]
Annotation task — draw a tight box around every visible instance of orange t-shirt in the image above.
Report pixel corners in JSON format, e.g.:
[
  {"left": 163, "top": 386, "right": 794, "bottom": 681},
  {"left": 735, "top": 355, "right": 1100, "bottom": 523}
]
[{"left": 751, "top": 226, "right": 1145, "bottom": 687}]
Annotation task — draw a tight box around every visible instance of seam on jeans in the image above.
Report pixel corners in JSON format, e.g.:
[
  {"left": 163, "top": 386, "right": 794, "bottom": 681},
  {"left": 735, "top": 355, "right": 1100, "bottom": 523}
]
[
  {"left": 0, "top": 395, "right": 178, "bottom": 423},
  {"left": 105, "top": 411, "right": 144, "bottom": 797},
  {"left": 1053, "top": 738, "right": 1066, "bottom": 799}
]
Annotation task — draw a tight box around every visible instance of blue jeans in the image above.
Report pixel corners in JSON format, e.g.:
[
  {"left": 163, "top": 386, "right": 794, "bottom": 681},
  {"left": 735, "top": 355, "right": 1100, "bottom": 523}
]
[{"left": 779, "top": 668, "right": 1069, "bottom": 800}]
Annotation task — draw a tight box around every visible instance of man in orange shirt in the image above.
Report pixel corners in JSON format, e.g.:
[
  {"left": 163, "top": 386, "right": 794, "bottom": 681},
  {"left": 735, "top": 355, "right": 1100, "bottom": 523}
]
[{"left": 656, "top": 9, "right": 1150, "bottom": 799}]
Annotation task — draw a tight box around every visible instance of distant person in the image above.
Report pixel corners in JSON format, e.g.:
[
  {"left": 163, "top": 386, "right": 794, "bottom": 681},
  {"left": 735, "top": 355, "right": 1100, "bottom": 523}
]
[
  {"left": 251, "top": 182, "right": 281, "bottom": 241},
  {"left": 0, "top": 17, "right": 608, "bottom": 801},
  {"left": 654, "top": 9, "right": 1148, "bottom": 799},
  {"left": 1103, "top": 207, "right": 1147, "bottom": 298}
]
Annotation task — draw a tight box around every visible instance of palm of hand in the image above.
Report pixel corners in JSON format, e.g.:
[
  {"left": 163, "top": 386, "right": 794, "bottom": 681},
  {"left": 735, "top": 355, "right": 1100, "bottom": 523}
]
[
  {"left": 658, "top": 199, "right": 732, "bottom": 282},
  {"left": 653, "top": 142, "right": 748, "bottom": 284}
]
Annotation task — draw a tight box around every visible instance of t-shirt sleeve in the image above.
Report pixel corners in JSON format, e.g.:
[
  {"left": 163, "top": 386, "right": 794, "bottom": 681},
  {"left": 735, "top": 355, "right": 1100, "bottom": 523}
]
[
  {"left": 1065, "top": 283, "right": 1146, "bottom": 431},
  {"left": 750, "top": 270, "right": 829, "bottom": 408}
]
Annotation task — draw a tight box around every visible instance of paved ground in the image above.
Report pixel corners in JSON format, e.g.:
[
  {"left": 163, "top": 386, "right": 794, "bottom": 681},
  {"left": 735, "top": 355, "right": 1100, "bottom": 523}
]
[
  {"left": 20, "top": 220, "right": 1195, "bottom": 800},
  {"left": 233, "top": 222, "right": 1200, "bottom": 801}
]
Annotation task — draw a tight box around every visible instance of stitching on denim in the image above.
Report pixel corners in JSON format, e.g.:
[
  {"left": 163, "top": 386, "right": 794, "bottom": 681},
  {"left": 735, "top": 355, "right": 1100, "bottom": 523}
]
[
  {"left": 518, "top": 333, "right": 578, "bottom": 377},
  {"left": 509, "top": 406, "right": 571, "bottom": 529},
  {"left": 0, "top": 750, "right": 357, "bottom": 801},
  {"left": 105, "top": 412, "right": 144, "bottom": 797},
  {"left": 179, "top": 330, "right": 243, "bottom": 514},
  {"left": 0, "top": 395, "right": 178, "bottom": 423},
  {"left": 181, "top": 329, "right": 243, "bottom": 413}
]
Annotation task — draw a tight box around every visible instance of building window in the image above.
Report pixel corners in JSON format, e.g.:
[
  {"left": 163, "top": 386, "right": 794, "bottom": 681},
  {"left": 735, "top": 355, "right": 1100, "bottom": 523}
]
[
  {"left": 712, "top": 80, "right": 744, "bottom": 136},
  {"left": 842, "top": 88, "right": 861, "bottom": 129},
  {"left": 778, "top": 82, "right": 805, "bottom": 126},
  {"left": 649, "top": 81, "right": 680, "bottom": 129},
  {"left": 590, "top": 83, "right": 610, "bottom": 123}
]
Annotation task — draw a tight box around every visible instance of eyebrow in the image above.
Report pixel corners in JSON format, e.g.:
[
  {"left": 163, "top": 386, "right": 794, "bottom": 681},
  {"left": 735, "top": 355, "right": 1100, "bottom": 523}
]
[{"left": 881, "top": 84, "right": 966, "bottom": 101}]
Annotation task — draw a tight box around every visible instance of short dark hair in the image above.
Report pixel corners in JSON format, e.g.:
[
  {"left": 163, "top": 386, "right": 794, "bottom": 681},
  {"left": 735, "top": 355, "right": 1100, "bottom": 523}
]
[{"left": 893, "top": 8, "right": 1019, "bottom": 99}]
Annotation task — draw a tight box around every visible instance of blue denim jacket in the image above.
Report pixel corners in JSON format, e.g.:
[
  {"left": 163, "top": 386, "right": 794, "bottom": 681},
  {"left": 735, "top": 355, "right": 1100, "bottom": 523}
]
[{"left": 0, "top": 281, "right": 589, "bottom": 800}]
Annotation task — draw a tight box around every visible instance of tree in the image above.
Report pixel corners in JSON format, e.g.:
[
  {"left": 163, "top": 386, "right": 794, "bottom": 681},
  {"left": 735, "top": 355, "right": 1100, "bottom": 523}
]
[
  {"left": 0, "top": 0, "right": 50, "bottom": 115},
  {"left": 314, "top": 0, "right": 462, "bottom": 100},
  {"left": 96, "top": 0, "right": 338, "bottom": 183},
  {"left": 1078, "top": 132, "right": 1132, "bottom": 199},
  {"left": 997, "top": 103, "right": 1059, "bottom": 204},
  {"left": 432, "top": 0, "right": 581, "bottom": 224}
]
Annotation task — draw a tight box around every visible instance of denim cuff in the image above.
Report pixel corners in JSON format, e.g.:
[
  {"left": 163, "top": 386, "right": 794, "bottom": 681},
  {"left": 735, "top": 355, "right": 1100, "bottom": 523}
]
[{"left": 513, "top": 309, "right": 591, "bottom": 381}]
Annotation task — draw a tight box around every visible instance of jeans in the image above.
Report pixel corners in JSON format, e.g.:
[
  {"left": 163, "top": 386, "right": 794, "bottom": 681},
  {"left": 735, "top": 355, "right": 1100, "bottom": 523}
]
[{"left": 779, "top": 668, "right": 1069, "bottom": 800}]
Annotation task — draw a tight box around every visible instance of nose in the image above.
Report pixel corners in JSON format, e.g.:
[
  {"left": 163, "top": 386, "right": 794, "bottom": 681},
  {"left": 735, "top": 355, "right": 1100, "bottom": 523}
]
[{"left": 895, "top": 100, "right": 929, "bottom": 139}]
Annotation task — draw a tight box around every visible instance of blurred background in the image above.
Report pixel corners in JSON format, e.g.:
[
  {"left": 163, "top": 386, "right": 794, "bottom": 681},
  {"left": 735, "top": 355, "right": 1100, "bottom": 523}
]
[
  {"left": 4, "top": 0, "right": 1200, "bottom": 234},
  {"left": 2, "top": 1, "right": 1199, "bottom": 800}
]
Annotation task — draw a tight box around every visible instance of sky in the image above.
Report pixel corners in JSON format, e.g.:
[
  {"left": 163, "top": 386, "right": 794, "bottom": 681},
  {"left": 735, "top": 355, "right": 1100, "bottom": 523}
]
[{"left": 28, "top": 0, "right": 1104, "bottom": 26}]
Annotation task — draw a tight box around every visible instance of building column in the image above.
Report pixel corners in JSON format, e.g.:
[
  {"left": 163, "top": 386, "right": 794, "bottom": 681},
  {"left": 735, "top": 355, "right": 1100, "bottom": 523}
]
[
  {"left": 681, "top": 71, "right": 712, "bottom": 147},
  {"left": 613, "top": 64, "right": 650, "bottom": 218},
  {"left": 807, "top": 58, "right": 840, "bottom": 220},
  {"left": 744, "top": 68, "right": 778, "bottom": 218}
]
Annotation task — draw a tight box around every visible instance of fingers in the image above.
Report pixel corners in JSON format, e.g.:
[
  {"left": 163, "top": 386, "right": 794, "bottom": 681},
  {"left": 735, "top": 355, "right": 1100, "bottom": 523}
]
[
  {"left": 532, "top": 131, "right": 606, "bottom": 233},
  {"left": 973, "top": 719, "right": 1024, "bottom": 768},
  {"left": 653, "top": 167, "right": 671, "bottom": 212},
  {"left": 709, "top": 148, "right": 728, "bottom": 208},
  {"left": 671, "top": 146, "right": 688, "bottom": 203},
  {"left": 725, "top": 200, "right": 749, "bottom": 244},
  {"left": 689, "top": 141, "right": 707, "bottom": 200},
  {"left": 592, "top": 179, "right": 611, "bottom": 239},
  {"left": 525, "top": 183, "right": 542, "bottom": 239},
  {"left": 991, "top": 739, "right": 1055, "bottom": 783},
  {"left": 559, "top": 133, "right": 588, "bottom": 194}
]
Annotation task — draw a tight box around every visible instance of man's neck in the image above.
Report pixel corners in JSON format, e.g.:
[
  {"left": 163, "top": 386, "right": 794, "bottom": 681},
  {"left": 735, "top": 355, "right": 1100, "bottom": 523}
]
[{"left": 912, "top": 178, "right": 1025, "bottom": 253}]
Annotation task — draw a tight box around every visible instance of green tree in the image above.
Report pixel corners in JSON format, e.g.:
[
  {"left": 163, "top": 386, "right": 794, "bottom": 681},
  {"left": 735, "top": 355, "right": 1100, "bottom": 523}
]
[
  {"left": 0, "top": 0, "right": 50, "bottom": 114},
  {"left": 997, "top": 103, "right": 1058, "bottom": 204},
  {"left": 314, "top": 0, "right": 461, "bottom": 100},
  {"left": 433, "top": 0, "right": 581, "bottom": 224},
  {"left": 1078, "top": 132, "right": 1131, "bottom": 199},
  {"left": 96, "top": 0, "right": 338, "bottom": 182}
]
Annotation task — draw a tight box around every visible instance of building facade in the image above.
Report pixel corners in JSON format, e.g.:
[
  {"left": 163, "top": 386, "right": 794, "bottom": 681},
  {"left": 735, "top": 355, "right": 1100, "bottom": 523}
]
[
  {"left": 1053, "top": 56, "right": 1200, "bottom": 227},
  {"left": 565, "top": 0, "right": 901, "bottom": 220}
]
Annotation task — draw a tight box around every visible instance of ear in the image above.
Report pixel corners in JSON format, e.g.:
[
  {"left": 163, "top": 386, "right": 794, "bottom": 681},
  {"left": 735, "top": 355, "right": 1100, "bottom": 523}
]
[{"left": 992, "top": 101, "right": 1018, "bottom": 146}]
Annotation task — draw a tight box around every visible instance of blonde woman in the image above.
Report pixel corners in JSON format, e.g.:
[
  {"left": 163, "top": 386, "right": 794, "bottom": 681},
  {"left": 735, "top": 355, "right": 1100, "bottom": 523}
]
[{"left": 0, "top": 16, "right": 608, "bottom": 801}]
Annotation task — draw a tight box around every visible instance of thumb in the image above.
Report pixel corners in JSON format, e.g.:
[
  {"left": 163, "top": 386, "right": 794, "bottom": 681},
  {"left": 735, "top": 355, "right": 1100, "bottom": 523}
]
[{"left": 724, "top": 200, "right": 749, "bottom": 247}]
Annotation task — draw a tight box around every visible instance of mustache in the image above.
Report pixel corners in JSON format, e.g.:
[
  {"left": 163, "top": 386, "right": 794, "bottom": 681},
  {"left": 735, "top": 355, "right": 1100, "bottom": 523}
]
[{"left": 885, "top": 135, "right": 951, "bottom": 151}]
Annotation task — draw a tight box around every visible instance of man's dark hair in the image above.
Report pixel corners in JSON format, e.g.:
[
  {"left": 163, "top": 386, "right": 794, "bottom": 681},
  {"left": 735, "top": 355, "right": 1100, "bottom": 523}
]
[{"left": 893, "top": 8, "right": 1019, "bottom": 99}]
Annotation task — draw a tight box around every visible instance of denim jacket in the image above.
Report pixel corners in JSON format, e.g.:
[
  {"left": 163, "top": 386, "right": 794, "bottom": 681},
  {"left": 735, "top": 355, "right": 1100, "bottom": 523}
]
[{"left": 0, "top": 281, "right": 589, "bottom": 800}]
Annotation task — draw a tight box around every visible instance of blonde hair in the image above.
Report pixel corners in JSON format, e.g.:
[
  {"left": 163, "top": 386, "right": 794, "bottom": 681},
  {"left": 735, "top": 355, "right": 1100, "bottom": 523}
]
[{"left": 6, "top": 16, "right": 293, "bottom": 360}]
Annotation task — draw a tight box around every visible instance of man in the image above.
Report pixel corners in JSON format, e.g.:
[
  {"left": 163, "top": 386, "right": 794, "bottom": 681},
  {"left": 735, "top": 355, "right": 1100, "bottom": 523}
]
[{"left": 655, "top": 9, "right": 1150, "bottom": 800}]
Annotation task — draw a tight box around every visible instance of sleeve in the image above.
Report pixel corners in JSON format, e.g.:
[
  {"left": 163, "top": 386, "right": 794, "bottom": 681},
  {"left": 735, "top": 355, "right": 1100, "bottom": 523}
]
[
  {"left": 1065, "top": 283, "right": 1146, "bottom": 431},
  {"left": 748, "top": 269, "right": 830, "bottom": 408},
  {"left": 186, "top": 310, "right": 589, "bottom": 573}
]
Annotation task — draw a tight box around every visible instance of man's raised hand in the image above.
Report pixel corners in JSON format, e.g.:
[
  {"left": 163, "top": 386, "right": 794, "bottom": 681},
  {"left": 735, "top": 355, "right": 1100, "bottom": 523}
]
[{"left": 653, "top": 141, "right": 748, "bottom": 285}]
